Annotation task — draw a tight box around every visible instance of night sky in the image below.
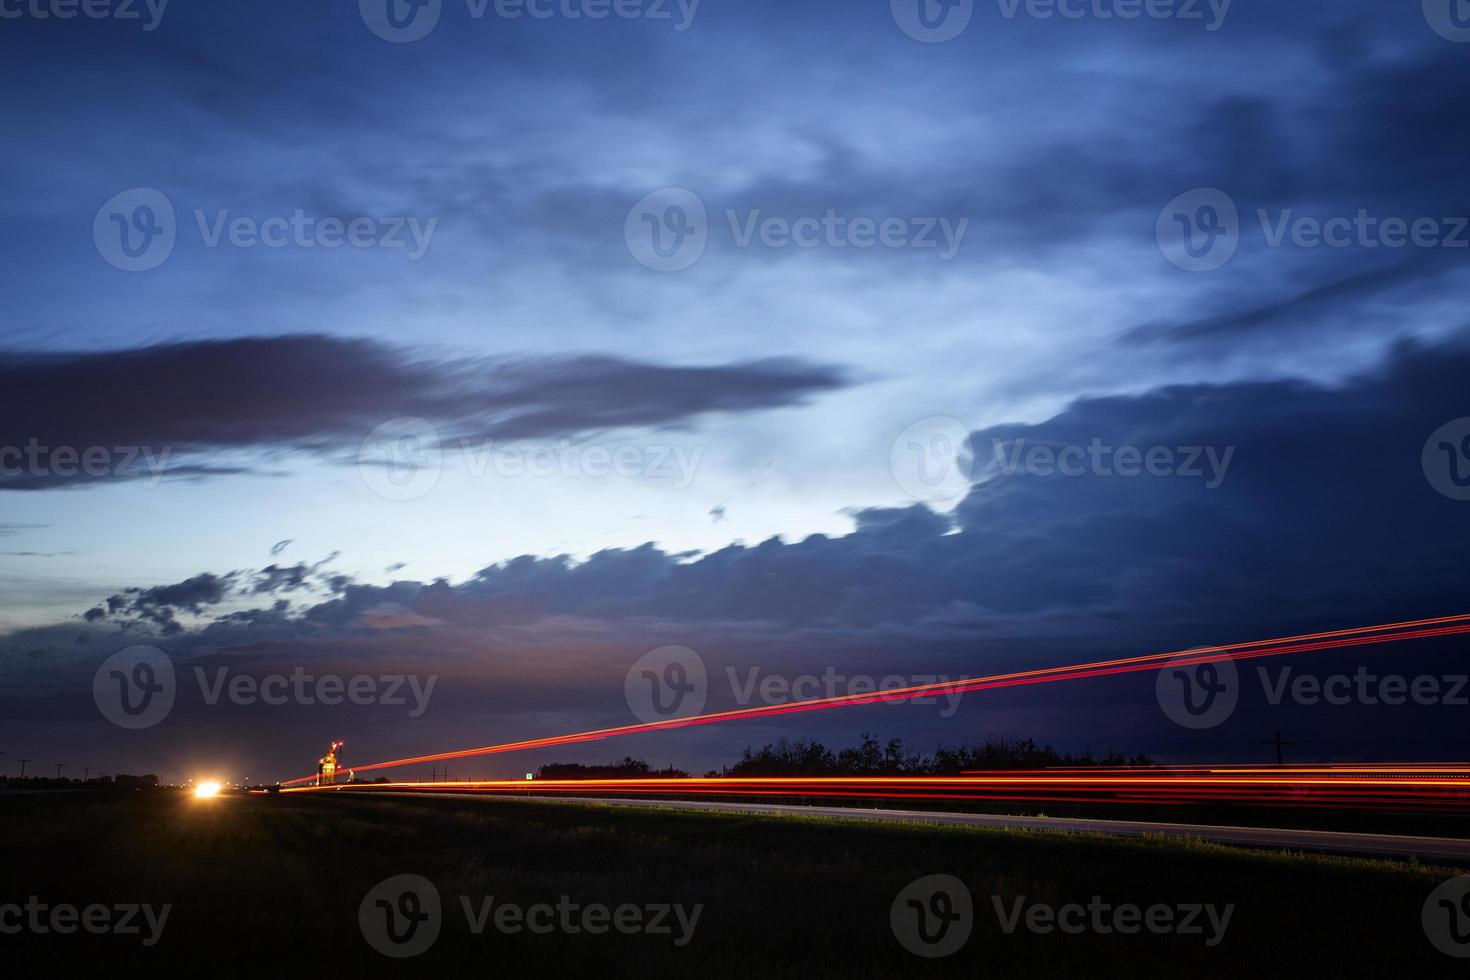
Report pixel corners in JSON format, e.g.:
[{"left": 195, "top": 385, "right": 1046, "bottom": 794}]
[{"left": 3, "top": 1, "right": 1469, "bottom": 783}]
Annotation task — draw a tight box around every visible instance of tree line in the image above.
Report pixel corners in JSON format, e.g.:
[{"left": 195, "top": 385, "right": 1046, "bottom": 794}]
[
  {"left": 540, "top": 735, "right": 1152, "bottom": 780},
  {"left": 718, "top": 734, "right": 1152, "bottom": 777}
]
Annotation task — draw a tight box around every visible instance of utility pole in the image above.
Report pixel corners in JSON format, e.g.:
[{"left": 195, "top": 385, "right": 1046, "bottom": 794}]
[
  {"left": 54, "top": 763, "right": 65, "bottom": 780},
  {"left": 1259, "top": 730, "right": 1298, "bottom": 766},
  {"left": 18, "top": 759, "right": 30, "bottom": 780},
  {"left": 82, "top": 767, "right": 91, "bottom": 782}
]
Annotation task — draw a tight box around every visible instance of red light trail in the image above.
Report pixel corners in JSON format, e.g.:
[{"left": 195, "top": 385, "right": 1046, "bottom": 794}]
[
  {"left": 284, "top": 765, "right": 1470, "bottom": 814},
  {"left": 279, "top": 612, "right": 1470, "bottom": 787}
]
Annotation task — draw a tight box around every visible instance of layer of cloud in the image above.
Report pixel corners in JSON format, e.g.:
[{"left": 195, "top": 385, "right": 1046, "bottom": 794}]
[
  {"left": 0, "top": 335, "right": 848, "bottom": 490},
  {"left": 27, "top": 336, "right": 1470, "bottom": 652}
]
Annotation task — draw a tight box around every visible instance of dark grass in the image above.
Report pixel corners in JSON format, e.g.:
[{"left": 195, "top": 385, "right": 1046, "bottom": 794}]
[{"left": 0, "top": 790, "right": 1461, "bottom": 977}]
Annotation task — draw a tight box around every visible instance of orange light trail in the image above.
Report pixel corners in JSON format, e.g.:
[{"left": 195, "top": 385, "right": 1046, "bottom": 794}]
[{"left": 279, "top": 613, "right": 1470, "bottom": 787}]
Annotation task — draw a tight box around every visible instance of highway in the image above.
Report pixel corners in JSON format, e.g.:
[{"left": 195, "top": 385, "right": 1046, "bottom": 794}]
[
  {"left": 277, "top": 614, "right": 1470, "bottom": 788},
  {"left": 366, "top": 791, "right": 1470, "bottom": 863}
]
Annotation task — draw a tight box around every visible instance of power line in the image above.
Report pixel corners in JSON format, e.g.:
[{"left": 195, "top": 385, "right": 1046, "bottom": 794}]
[{"left": 1259, "top": 730, "right": 1299, "bottom": 766}]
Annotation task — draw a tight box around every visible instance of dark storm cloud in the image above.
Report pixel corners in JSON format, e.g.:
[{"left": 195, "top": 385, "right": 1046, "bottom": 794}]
[
  {"left": 42, "top": 338, "right": 1470, "bottom": 649},
  {"left": 0, "top": 4, "right": 1431, "bottom": 263},
  {"left": 0, "top": 335, "right": 848, "bottom": 490}
]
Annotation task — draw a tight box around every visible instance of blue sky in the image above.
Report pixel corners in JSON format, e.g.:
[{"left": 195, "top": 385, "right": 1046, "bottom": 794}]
[{"left": 3, "top": 1, "right": 1470, "bottom": 781}]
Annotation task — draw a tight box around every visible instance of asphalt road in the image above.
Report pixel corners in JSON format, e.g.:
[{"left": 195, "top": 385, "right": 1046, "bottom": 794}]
[{"left": 369, "top": 792, "right": 1470, "bottom": 863}]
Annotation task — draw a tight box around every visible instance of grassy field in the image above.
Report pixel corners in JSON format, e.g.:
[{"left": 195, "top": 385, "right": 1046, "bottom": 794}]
[{"left": 0, "top": 790, "right": 1461, "bottom": 976}]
